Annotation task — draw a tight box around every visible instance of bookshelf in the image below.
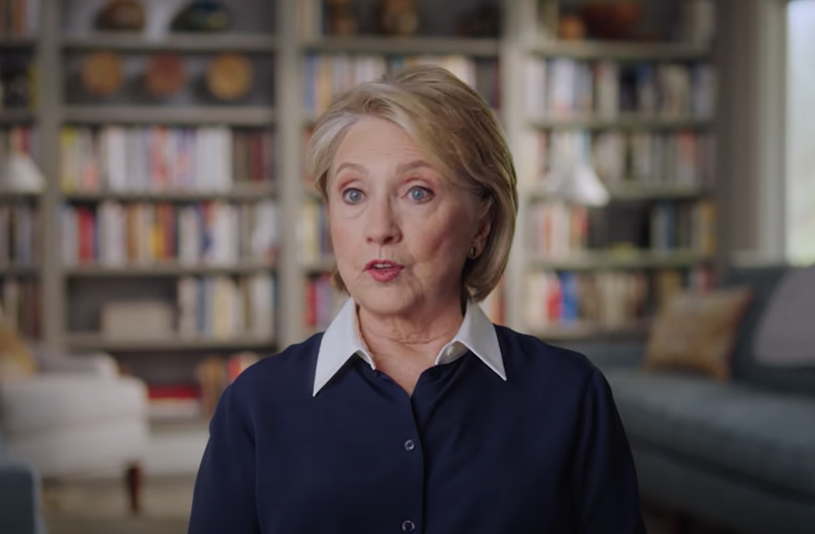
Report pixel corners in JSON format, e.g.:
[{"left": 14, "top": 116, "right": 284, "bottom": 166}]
[
  {"left": 0, "top": 4, "right": 42, "bottom": 340},
  {"left": 0, "top": 0, "right": 724, "bottom": 427}
]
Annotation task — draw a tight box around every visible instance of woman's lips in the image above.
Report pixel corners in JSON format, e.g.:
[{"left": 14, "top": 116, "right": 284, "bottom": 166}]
[{"left": 364, "top": 260, "right": 404, "bottom": 283}]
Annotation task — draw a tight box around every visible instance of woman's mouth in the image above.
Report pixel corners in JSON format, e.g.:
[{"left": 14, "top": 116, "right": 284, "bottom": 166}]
[{"left": 364, "top": 260, "right": 404, "bottom": 283}]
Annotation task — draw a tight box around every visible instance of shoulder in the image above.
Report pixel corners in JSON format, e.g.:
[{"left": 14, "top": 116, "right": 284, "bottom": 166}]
[
  {"left": 494, "top": 324, "right": 600, "bottom": 387},
  {"left": 226, "top": 333, "right": 323, "bottom": 405}
]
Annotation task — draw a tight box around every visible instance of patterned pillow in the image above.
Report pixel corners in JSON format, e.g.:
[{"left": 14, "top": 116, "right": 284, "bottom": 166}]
[
  {"left": 643, "top": 287, "right": 752, "bottom": 380},
  {"left": 0, "top": 321, "right": 37, "bottom": 381}
]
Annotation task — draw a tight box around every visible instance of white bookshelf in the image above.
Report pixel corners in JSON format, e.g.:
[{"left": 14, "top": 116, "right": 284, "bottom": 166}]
[{"left": 63, "top": 106, "right": 276, "bottom": 126}]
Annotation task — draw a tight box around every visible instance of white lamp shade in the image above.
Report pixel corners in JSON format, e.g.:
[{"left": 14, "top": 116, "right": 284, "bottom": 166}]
[
  {"left": 541, "top": 163, "right": 610, "bottom": 207},
  {"left": 0, "top": 152, "right": 46, "bottom": 193}
]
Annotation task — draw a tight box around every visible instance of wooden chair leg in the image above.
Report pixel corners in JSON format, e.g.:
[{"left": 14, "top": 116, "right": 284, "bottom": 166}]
[{"left": 125, "top": 463, "right": 143, "bottom": 514}]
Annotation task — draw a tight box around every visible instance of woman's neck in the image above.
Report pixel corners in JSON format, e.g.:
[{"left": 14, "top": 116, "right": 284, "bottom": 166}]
[{"left": 357, "top": 297, "right": 465, "bottom": 381}]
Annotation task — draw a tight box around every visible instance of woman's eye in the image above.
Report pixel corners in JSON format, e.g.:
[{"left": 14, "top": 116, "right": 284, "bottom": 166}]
[
  {"left": 342, "top": 188, "right": 364, "bottom": 204},
  {"left": 408, "top": 186, "right": 432, "bottom": 202}
]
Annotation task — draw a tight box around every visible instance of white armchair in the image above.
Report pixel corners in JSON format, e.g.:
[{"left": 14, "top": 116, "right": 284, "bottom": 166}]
[{"left": 0, "top": 343, "right": 149, "bottom": 512}]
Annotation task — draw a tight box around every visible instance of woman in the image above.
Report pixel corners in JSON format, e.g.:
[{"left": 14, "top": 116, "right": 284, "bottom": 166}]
[{"left": 189, "top": 65, "right": 645, "bottom": 533}]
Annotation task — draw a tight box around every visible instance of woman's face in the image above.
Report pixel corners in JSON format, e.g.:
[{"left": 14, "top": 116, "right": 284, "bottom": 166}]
[{"left": 327, "top": 116, "right": 489, "bottom": 322}]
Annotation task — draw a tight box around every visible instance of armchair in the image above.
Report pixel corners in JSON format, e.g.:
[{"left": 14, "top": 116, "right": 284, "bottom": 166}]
[{"left": 0, "top": 343, "right": 149, "bottom": 515}]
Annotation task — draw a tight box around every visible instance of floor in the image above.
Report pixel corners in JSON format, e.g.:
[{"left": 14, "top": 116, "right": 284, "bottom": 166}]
[{"left": 41, "top": 474, "right": 727, "bottom": 534}]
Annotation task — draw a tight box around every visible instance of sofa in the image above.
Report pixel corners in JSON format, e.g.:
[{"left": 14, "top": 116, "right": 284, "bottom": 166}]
[{"left": 569, "top": 266, "right": 815, "bottom": 534}]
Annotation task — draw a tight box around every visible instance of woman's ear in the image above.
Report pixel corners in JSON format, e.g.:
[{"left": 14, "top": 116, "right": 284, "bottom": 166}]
[{"left": 474, "top": 197, "right": 494, "bottom": 250}]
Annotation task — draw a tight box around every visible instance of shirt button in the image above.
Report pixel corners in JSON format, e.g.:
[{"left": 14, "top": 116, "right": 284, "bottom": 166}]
[
  {"left": 404, "top": 439, "right": 415, "bottom": 451},
  {"left": 401, "top": 520, "right": 416, "bottom": 532}
]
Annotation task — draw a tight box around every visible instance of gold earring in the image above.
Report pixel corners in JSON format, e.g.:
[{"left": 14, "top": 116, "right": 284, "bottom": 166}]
[{"left": 469, "top": 246, "right": 478, "bottom": 259}]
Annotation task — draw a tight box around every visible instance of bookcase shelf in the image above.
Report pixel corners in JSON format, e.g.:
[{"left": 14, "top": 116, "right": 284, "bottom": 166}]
[
  {"left": 0, "top": 264, "right": 39, "bottom": 276},
  {"left": 65, "top": 263, "right": 276, "bottom": 277},
  {"left": 529, "top": 115, "right": 713, "bottom": 130},
  {"left": 66, "top": 334, "right": 277, "bottom": 352},
  {"left": 62, "top": 186, "right": 276, "bottom": 202},
  {"left": 0, "top": 35, "right": 36, "bottom": 48},
  {"left": 303, "top": 36, "right": 500, "bottom": 57},
  {"left": 304, "top": 257, "right": 336, "bottom": 274},
  {"left": 0, "top": 190, "right": 41, "bottom": 200},
  {"left": 530, "top": 40, "right": 710, "bottom": 60},
  {"left": 62, "top": 33, "right": 278, "bottom": 53},
  {"left": 0, "top": 109, "right": 36, "bottom": 123},
  {"left": 63, "top": 106, "right": 276, "bottom": 126},
  {"left": 526, "top": 184, "right": 712, "bottom": 202},
  {"left": 530, "top": 251, "right": 713, "bottom": 271},
  {"left": 532, "top": 320, "right": 651, "bottom": 341}
]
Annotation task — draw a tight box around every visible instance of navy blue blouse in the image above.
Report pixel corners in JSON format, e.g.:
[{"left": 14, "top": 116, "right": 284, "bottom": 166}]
[{"left": 188, "top": 326, "right": 645, "bottom": 533}]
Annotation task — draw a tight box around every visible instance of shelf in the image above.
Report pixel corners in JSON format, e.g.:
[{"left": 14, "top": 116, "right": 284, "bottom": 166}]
[
  {"left": 303, "top": 36, "right": 500, "bottom": 57},
  {"left": 531, "top": 320, "right": 650, "bottom": 341},
  {"left": 530, "top": 250, "right": 712, "bottom": 271},
  {"left": 0, "top": 264, "right": 39, "bottom": 276},
  {"left": 530, "top": 40, "right": 710, "bottom": 60},
  {"left": 0, "top": 109, "right": 36, "bottom": 123},
  {"left": 0, "top": 35, "right": 36, "bottom": 49},
  {"left": 62, "top": 186, "right": 275, "bottom": 202},
  {"left": 0, "top": 190, "right": 42, "bottom": 200},
  {"left": 64, "top": 106, "right": 276, "bottom": 126},
  {"left": 526, "top": 183, "right": 712, "bottom": 202},
  {"left": 62, "top": 33, "right": 277, "bottom": 53},
  {"left": 65, "top": 262, "right": 276, "bottom": 277},
  {"left": 530, "top": 115, "right": 712, "bottom": 130},
  {"left": 303, "top": 257, "right": 335, "bottom": 274},
  {"left": 66, "top": 334, "right": 277, "bottom": 352}
]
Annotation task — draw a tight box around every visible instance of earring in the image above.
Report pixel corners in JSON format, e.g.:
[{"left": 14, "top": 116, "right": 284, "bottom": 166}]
[{"left": 469, "top": 246, "right": 478, "bottom": 259}]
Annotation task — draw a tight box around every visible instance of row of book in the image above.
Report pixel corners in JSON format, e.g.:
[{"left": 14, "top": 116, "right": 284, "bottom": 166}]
[
  {"left": 304, "top": 273, "right": 344, "bottom": 331},
  {"left": 651, "top": 201, "right": 716, "bottom": 253},
  {"left": 148, "top": 351, "right": 261, "bottom": 420},
  {"left": 0, "top": 203, "right": 38, "bottom": 265},
  {"left": 527, "top": 200, "right": 716, "bottom": 257},
  {"left": 522, "top": 130, "right": 716, "bottom": 189},
  {"left": 524, "top": 267, "right": 714, "bottom": 330},
  {"left": 301, "top": 200, "right": 332, "bottom": 265},
  {"left": 60, "top": 126, "right": 274, "bottom": 194},
  {"left": 178, "top": 274, "right": 275, "bottom": 341},
  {"left": 304, "top": 54, "right": 500, "bottom": 115},
  {"left": 525, "top": 59, "right": 715, "bottom": 119},
  {"left": 0, "top": 0, "right": 37, "bottom": 37},
  {"left": 0, "top": 277, "right": 39, "bottom": 338},
  {"left": 60, "top": 201, "right": 278, "bottom": 267},
  {"left": 0, "top": 126, "right": 36, "bottom": 159}
]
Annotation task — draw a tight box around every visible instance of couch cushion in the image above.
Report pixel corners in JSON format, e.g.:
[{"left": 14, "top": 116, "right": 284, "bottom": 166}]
[
  {"left": 753, "top": 265, "right": 815, "bottom": 367},
  {"left": 605, "top": 369, "right": 815, "bottom": 499},
  {"left": 723, "top": 266, "right": 815, "bottom": 397},
  {"left": 0, "top": 375, "right": 146, "bottom": 435}
]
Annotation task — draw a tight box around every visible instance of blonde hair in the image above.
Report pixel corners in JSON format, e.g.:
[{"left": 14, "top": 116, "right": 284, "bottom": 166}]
[{"left": 307, "top": 65, "right": 518, "bottom": 302}]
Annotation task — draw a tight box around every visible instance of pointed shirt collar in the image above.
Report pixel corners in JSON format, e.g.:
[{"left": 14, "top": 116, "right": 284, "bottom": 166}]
[{"left": 313, "top": 298, "right": 506, "bottom": 396}]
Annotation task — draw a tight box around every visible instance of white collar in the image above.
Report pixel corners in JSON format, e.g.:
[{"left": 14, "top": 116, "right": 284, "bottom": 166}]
[{"left": 313, "top": 298, "right": 506, "bottom": 396}]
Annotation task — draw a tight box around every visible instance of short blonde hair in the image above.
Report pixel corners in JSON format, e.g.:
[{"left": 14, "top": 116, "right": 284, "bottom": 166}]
[{"left": 307, "top": 65, "right": 518, "bottom": 302}]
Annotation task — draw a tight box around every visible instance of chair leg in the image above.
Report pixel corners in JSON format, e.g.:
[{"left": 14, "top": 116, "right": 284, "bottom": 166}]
[{"left": 125, "top": 463, "right": 143, "bottom": 514}]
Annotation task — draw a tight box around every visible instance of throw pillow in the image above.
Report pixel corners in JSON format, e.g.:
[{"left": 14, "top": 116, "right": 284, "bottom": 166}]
[
  {"left": 643, "top": 287, "right": 752, "bottom": 381},
  {"left": 0, "top": 321, "right": 38, "bottom": 381}
]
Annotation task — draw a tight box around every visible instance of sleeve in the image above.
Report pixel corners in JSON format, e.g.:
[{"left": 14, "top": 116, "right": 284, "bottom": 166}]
[
  {"left": 188, "top": 384, "right": 261, "bottom": 534},
  {"left": 571, "top": 368, "right": 646, "bottom": 534}
]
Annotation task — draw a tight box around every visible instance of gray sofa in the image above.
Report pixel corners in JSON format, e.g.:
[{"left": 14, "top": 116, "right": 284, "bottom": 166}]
[
  {"left": 571, "top": 266, "right": 815, "bottom": 534},
  {"left": 0, "top": 431, "right": 46, "bottom": 534}
]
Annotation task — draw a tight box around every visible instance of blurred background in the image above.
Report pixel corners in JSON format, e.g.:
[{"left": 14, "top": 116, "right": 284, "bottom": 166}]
[{"left": 0, "top": 0, "right": 813, "bottom": 533}]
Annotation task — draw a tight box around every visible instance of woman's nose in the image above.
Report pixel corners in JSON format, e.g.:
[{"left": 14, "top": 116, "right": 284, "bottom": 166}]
[{"left": 365, "top": 197, "right": 401, "bottom": 245}]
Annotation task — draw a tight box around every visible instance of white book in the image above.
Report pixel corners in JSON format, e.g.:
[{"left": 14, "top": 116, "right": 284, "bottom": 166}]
[{"left": 525, "top": 58, "right": 547, "bottom": 118}]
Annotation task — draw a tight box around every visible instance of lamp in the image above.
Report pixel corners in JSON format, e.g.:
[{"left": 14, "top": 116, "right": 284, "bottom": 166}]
[
  {"left": 0, "top": 152, "right": 46, "bottom": 193},
  {"left": 540, "top": 162, "right": 610, "bottom": 207}
]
